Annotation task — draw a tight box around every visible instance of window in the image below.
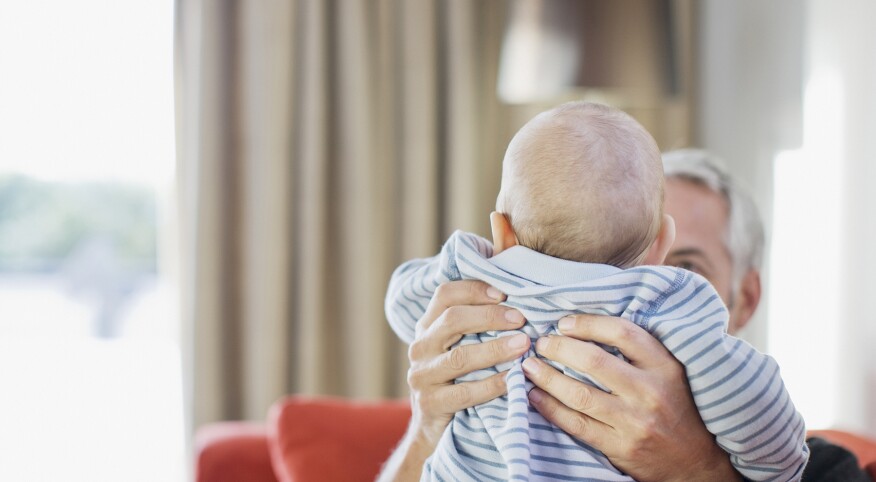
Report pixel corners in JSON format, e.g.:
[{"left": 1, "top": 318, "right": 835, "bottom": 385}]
[
  {"left": 0, "top": 2, "right": 183, "bottom": 480},
  {"left": 769, "top": 70, "right": 844, "bottom": 429}
]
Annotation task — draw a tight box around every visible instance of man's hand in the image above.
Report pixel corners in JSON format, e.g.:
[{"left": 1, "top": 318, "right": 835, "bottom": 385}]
[
  {"left": 378, "top": 280, "right": 529, "bottom": 482},
  {"left": 406, "top": 280, "right": 529, "bottom": 445},
  {"left": 523, "top": 314, "right": 741, "bottom": 482}
]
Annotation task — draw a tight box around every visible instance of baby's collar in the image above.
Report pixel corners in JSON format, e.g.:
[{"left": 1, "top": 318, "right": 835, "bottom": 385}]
[{"left": 488, "top": 245, "right": 621, "bottom": 286}]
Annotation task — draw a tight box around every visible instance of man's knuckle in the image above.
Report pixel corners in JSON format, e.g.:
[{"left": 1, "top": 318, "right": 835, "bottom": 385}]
[
  {"left": 488, "top": 338, "right": 506, "bottom": 360},
  {"left": 629, "top": 413, "right": 661, "bottom": 444},
  {"left": 467, "top": 281, "right": 482, "bottom": 301},
  {"left": 571, "top": 386, "right": 594, "bottom": 412},
  {"left": 447, "top": 346, "right": 467, "bottom": 371},
  {"left": 449, "top": 385, "right": 473, "bottom": 407},
  {"left": 567, "top": 414, "right": 589, "bottom": 437},
  {"left": 406, "top": 366, "right": 425, "bottom": 389},
  {"left": 641, "top": 416, "right": 661, "bottom": 438},
  {"left": 641, "top": 382, "right": 672, "bottom": 409},
  {"left": 490, "top": 374, "right": 506, "bottom": 394},
  {"left": 486, "top": 304, "right": 504, "bottom": 324},
  {"left": 433, "top": 283, "right": 449, "bottom": 301},
  {"left": 586, "top": 349, "right": 609, "bottom": 371},
  {"left": 441, "top": 308, "right": 462, "bottom": 334},
  {"left": 617, "top": 323, "right": 639, "bottom": 344},
  {"left": 408, "top": 339, "right": 426, "bottom": 361},
  {"left": 443, "top": 306, "right": 462, "bottom": 326}
]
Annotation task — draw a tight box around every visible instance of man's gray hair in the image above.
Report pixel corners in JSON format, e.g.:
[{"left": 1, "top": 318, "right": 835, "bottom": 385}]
[{"left": 662, "top": 149, "right": 765, "bottom": 289}]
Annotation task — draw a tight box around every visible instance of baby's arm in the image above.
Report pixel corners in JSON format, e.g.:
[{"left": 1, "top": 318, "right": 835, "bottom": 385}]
[
  {"left": 385, "top": 233, "right": 466, "bottom": 343},
  {"left": 654, "top": 274, "right": 808, "bottom": 481},
  {"left": 688, "top": 339, "right": 808, "bottom": 481},
  {"left": 385, "top": 257, "right": 444, "bottom": 343}
]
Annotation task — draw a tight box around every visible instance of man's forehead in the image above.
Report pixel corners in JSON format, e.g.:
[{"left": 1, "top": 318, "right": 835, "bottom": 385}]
[
  {"left": 666, "top": 179, "right": 728, "bottom": 218},
  {"left": 665, "top": 179, "right": 733, "bottom": 257}
]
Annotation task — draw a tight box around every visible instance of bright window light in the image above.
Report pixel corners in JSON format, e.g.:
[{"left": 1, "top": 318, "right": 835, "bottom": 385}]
[
  {"left": 769, "top": 69, "right": 844, "bottom": 430},
  {"left": 0, "top": 1, "right": 174, "bottom": 185},
  {"left": 0, "top": 1, "right": 182, "bottom": 481}
]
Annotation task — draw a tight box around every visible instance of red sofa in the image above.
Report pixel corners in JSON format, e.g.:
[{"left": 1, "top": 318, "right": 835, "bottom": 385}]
[
  {"left": 196, "top": 396, "right": 876, "bottom": 482},
  {"left": 196, "top": 396, "right": 410, "bottom": 482}
]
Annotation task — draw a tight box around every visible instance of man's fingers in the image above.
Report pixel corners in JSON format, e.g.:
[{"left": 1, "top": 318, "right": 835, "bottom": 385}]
[
  {"left": 557, "top": 314, "right": 672, "bottom": 369},
  {"left": 408, "top": 304, "right": 527, "bottom": 364},
  {"left": 528, "top": 387, "right": 614, "bottom": 452},
  {"left": 415, "top": 335, "right": 530, "bottom": 385},
  {"left": 429, "top": 304, "right": 525, "bottom": 350},
  {"left": 426, "top": 372, "right": 508, "bottom": 414},
  {"left": 534, "top": 334, "right": 639, "bottom": 395},
  {"left": 420, "top": 281, "right": 506, "bottom": 332},
  {"left": 522, "top": 356, "right": 617, "bottom": 425}
]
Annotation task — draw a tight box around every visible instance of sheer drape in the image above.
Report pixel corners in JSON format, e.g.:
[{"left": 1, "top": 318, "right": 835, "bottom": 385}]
[{"left": 175, "top": 0, "right": 512, "bottom": 428}]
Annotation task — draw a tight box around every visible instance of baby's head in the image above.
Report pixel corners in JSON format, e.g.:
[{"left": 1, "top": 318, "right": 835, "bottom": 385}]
[{"left": 492, "top": 101, "right": 674, "bottom": 268}]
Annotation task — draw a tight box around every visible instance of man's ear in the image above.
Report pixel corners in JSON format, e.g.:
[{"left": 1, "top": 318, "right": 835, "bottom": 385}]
[
  {"left": 728, "top": 269, "right": 762, "bottom": 334},
  {"left": 490, "top": 211, "right": 519, "bottom": 255},
  {"left": 642, "top": 214, "right": 676, "bottom": 265}
]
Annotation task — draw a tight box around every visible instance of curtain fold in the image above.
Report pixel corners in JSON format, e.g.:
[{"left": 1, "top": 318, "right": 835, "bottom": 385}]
[{"left": 176, "top": 0, "right": 511, "bottom": 428}]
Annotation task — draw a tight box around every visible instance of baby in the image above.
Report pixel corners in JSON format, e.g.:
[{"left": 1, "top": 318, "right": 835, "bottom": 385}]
[{"left": 385, "top": 102, "right": 808, "bottom": 481}]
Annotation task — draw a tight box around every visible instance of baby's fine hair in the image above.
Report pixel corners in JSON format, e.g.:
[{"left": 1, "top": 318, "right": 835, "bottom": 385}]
[{"left": 496, "top": 101, "right": 664, "bottom": 267}]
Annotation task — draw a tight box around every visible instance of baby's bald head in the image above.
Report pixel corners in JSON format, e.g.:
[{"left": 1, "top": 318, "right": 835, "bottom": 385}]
[{"left": 495, "top": 102, "right": 664, "bottom": 267}]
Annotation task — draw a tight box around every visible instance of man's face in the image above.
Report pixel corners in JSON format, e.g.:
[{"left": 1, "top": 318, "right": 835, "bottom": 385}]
[{"left": 663, "top": 178, "right": 744, "bottom": 332}]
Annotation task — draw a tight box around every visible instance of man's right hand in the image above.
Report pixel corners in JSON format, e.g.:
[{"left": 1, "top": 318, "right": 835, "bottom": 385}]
[
  {"left": 378, "top": 280, "right": 529, "bottom": 482},
  {"left": 406, "top": 279, "right": 530, "bottom": 446}
]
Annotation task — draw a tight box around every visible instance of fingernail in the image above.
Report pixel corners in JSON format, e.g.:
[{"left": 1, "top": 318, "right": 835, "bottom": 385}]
[
  {"left": 558, "top": 316, "right": 573, "bottom": 333},
  {"left": 528, "top": 388, "right": 543, "bottom": 403},
  {"left": 505, "top": 310, "right": 524, "bottom": 324},
  {"left": 522, "top": 357, "right": 539, "bottom": 374},
  {"left": 535, "top": 337, "right": 548, "bottom": 353},
  {"left": 507, "top": 334, "right": 527, "bottom": 349},
  {"left": 486, "top": 286, "right": 504, "bottom": 300}
]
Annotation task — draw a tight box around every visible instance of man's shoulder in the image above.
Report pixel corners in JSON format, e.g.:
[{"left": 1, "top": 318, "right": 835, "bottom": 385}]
[{"left": 804, "top": 436, "right": 873, "bottom": 482}]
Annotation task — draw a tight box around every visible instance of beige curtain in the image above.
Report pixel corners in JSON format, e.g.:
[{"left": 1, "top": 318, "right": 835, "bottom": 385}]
[{"left": 175, "top": 0, "right": 514, "bottom": 428}]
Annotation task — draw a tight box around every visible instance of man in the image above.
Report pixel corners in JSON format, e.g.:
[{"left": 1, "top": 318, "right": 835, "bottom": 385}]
[
  {"left": 661, "top": 149, "right": 763, "bottom": 335},
  {"left": 379, "top": 149, "right": 869, "bottom": 481},
  {"left": 660, "top": 149, "right": 867, "bottom": 481}
]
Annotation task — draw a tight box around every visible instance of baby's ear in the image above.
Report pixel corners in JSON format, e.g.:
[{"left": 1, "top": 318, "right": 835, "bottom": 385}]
[
  {"left": 643, "top": 214, "right": 676, "bottom": 265},
  {"left": 490, "top": 211, "right": 519, "bottom": 256}
]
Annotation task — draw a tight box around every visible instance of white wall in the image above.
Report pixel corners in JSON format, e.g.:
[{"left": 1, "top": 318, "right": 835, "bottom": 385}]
[
  {"left": 809, "top": 0, "right": 876, "bottom": 437},
  {"left": 696, "top": 0, "right": 804, "bottom": 353},
  {"left": 698, "top": 0, "right": 876, "bottom": 437}
]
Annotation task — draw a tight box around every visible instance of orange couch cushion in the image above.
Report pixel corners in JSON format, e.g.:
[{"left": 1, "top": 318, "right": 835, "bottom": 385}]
[
  {"left": 268, "top": 396, "right": 411, "bottom": 482},
  {"left": 195, "top": 421, "right": 279, "bottom": 482}
]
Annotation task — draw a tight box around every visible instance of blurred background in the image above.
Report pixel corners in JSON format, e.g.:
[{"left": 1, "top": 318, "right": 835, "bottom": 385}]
[{"left": 1, "top": 0, "right": 874, "bottom": 480}]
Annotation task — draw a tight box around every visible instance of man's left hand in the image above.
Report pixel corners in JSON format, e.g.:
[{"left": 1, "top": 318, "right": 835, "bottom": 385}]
[{"left": 523, "top": 314, "right": 741, "bottom": 482}]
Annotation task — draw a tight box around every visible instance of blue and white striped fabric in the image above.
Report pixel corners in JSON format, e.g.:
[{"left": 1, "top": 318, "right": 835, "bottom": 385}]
[{"left": 386, "top": 231, "right": 808, "bottom": 482}]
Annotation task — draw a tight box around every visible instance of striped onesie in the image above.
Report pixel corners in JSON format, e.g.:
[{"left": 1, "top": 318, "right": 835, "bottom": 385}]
[{"left": 386, "top": 231, "right": 808, "bottom": 482}]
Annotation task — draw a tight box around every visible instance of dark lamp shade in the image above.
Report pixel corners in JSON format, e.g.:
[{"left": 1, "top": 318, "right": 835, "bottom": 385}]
[{"left": 497, "top": 0, "right": 678, "bottom": 104}]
